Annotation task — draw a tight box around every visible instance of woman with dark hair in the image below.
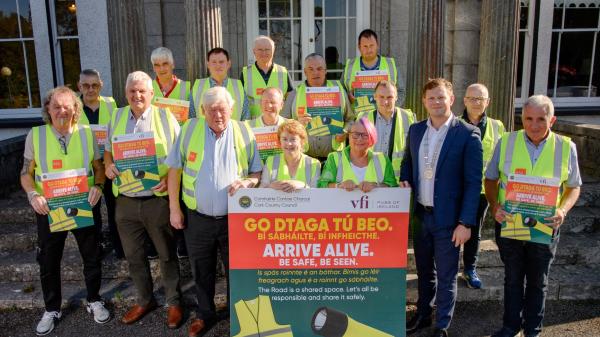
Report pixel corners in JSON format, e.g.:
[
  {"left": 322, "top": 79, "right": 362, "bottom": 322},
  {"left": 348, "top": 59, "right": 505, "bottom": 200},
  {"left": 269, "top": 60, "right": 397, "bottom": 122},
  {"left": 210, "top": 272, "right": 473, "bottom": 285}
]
[{"left": 318, "top": 116, "right": 397, "bottom": 191}]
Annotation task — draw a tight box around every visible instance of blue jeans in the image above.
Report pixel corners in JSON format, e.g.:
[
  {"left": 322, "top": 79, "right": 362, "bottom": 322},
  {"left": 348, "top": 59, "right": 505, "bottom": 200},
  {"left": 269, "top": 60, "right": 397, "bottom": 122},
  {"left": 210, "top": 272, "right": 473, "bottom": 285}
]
[
  {"left": 413, "top": 204, "right": 460, "bottom": 330},
  {"left": 494, "top": 222, "right": 558, "bottom": 335},
  {"left": 463, "top": 195, "right": 488, "bottom": 270}
]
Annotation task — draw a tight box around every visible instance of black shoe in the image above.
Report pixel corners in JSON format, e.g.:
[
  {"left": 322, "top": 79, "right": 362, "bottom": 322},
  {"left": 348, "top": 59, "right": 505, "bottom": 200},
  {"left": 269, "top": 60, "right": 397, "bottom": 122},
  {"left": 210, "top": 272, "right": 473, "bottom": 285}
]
[
  {"left": 491, "top": 327, "right": 520, "bottom": 337},
  {"left": 431, "top": 328, "right": 448, "bottom": 337},
  {"left": 406, "top": 314, "right": 432, "bottom": 334}
]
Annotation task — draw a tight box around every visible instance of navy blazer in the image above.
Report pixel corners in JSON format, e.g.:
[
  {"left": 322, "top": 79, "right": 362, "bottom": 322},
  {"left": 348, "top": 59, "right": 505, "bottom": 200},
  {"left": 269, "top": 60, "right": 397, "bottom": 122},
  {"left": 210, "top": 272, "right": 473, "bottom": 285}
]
[{"left": 400, "top": 116, "right": 483, "bottom": 228}]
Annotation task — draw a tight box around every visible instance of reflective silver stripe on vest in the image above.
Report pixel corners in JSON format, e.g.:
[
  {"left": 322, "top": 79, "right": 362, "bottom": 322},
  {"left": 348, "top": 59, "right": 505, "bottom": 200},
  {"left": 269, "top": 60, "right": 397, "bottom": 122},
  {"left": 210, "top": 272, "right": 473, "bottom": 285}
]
[
  {"left": 392, "top": 151, "right": 404, "bottom": 159},
  {"left": 271, "top": 154, "right": 280, "bottom": 182},
  {"left": 183, "top": 186, "right": 195, "bottom": 198},
  {"left": 194, "top": 79, "right": 208, "bottom": 109},
  {"left": 157, "top": 157, "right": 166, "bottom": 165},
  {"left": 158, "top": 108, "right": 172, "bottom": 153},
  {"left": 246, "top": 64, "right": 254, "bottom": 105},
  {"left": 103, "top": 97, "right": 115, "bottom": 115},
  {"left": 553, "top": 135, "right": 564, "bottom": 179},
  {"left": 372, "top": 154, "right": 384, "bottom": 182},
  {"left": 38, "top": 126, "right": 49, "bottom": 173},
  {"left": 276, "top": 64, "right": 285, "bottom": 92},
  {"left": 385, "top": 57, "right": 397, "bottom": 83},
  {"left": 184, "top": 166, "right": 198, "bottom": 177},
  {"left": 336, "top": 151, "right": 344, "bottom": 182},
  {"left": 503, "top": 132, "right": 518, "bottom": 176},
  {"left": 394, "top": 169, "right": 401, "bottom": 177},
  {"left": 231, "top": 80, "right": 243, "bottom": 117},
  {"left": 400, "top": 109, "right": 409, "bottom": 141},
  {"left": 344, "top": 58, "right": 355, "bottom": 89},
  {"left": 305, "top": 156, "right": 312, "bottom": 185},
  {"left": 182, "top": 118, "right": 200, "bottom": 172},
  {"left": 179, "top": 81, "right": 187, "bottom": 101},
  {"left": 237, "top": 121, "right": 252, "bottom": 176},
  {"left": 242, "top": 327, "right": 293, "bottom": 337},
  {"left": 77, "top": 125, "right": 92, "bottom": 175}
]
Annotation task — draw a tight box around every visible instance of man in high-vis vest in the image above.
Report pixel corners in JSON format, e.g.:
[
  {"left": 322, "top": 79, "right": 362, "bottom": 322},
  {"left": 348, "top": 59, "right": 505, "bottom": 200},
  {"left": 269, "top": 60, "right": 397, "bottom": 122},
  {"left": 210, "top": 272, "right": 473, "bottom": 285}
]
[
  {"left": 191, "top": 47, "right": 249, "bottom": 121},
  {"left": 151, "top": 46, "right": 192, "bottom": 116},
  {"left": 282, "top": 53, "right": 354, "bottom": 162},
  {"left": 341, "top": 29, "right": 405, "bottom": 112},
  {"left": 103, "top": 71, "right": 184, "bottom": 329},
  {"left": 459, "top": 83, "right": 505, "bottom": 290},
  {"left": 20, "top": 86, "right": 110, "bottom": 335},
  {"left": 246, "top": 87, "right": 288, "bottom": 128},
  {"left": 241, "top": 35, "right": 293, "bottom": 118},
  {"left": 77, "top": 68, "right": 123, "bottom": 259},
  {"left": 400, "top": 78, "right": 482, "bottom": 337},
  {"left": 485, "top": 95, "right": 581, "bottom": 337},
  {"left": 166, "top": 86, "right": 262, "bottom": 337},
  {"left": 357, "top": 80, "right": 415, "bottom": 182}
]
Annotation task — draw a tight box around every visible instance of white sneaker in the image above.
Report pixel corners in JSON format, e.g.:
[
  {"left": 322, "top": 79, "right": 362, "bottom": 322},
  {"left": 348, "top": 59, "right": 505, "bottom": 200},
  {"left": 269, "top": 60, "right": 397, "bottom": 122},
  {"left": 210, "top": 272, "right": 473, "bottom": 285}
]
[
  {"left": 86, "top": 300, "right": 111, "bottom": 324},
  {"left": 36, "top": 311, "right": 61, "bottom": 335}
]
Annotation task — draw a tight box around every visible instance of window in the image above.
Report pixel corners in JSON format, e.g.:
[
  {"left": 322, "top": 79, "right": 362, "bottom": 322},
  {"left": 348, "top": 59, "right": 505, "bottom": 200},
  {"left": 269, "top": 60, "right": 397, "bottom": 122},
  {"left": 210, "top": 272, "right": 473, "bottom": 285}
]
[
  {"left": 0, "top": 0, "right": 39, "bottom": 109},
  {"left": 51, "top": 0, "right": 80, "bottom": 90},
  {"left": 247, "top": 0, "right": 369, "bottom": 84}
]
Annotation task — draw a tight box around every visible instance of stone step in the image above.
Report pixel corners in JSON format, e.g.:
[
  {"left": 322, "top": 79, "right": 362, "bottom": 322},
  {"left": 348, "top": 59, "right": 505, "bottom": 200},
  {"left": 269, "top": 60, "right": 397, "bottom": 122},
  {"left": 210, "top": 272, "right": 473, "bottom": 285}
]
[
  {"left": 407, "top": 264, "right": 600, "bottom": 303},
  {"left": 0, "top": 277, "right": 227, "bottom": 310},
  {"left": 576, "top": 181, "right": 600, "bottom": 207},
  {"left": 2, "top": 263, "right": 599, "bottom": 310},
  {"left": 0, "top": 249, "right": 194, "bottom": 282}
]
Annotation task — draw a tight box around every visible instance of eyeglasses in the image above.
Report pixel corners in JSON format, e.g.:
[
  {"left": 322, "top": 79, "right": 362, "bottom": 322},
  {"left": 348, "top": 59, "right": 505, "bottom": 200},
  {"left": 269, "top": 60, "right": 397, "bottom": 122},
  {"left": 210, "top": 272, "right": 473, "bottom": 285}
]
[
  {"left": 350, "top": 132, "right": 369, "bottom": 140},
  {"left": 81, "top": 83, "right": 100, "bottom": 90},
  {"left": 58, "top": 136, "right": 67, "bottom": 155},
  {"left": 465, "top": 96, "right": 489, "bottom": 103}
]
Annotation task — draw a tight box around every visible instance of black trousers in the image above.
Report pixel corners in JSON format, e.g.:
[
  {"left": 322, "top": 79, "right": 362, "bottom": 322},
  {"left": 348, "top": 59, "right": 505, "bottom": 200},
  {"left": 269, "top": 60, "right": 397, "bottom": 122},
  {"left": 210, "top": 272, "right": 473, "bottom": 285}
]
[
  {"left": 36, "top": 211, "right": 103, "bottom": 312},
  {"left": 184, "top": 210, "right": 229, "bottom": 320}
]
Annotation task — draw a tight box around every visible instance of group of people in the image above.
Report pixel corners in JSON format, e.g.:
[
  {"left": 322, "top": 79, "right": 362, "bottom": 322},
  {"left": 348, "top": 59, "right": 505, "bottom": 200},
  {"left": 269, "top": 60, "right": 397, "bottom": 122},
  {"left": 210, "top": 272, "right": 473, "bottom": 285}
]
[{"left": 20, "top": 28, "right": 581, "bottom": 337}]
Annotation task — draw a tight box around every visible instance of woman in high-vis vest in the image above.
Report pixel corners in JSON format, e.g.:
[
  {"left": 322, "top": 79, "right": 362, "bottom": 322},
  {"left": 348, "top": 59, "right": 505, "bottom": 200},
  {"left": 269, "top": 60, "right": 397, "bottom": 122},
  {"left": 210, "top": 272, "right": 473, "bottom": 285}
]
[
  {"left": 318, "top": 116, "right": 397, "bottom": 191},
  {"left": 20, "top": 87, "right": 110, "bottom": 335},
  {"left": 261, "top": 120, "right": 321, "bottom": 191}
]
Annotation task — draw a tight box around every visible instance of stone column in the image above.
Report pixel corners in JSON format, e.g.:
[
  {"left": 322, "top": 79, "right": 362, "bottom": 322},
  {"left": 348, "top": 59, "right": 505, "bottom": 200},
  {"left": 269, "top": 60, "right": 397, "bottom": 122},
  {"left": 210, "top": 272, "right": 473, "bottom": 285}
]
[
  {"left": 405, "top": 0, "right": 445, "bottom": 120},
  {"left": 478, "top": 0, "right": 519, "bottom": 131},
  {"left": 185, "top": 0, "right": 223, "bottom": 81},
  {"left": 106, "top": 0, "right": 147, "bottom": 105}
]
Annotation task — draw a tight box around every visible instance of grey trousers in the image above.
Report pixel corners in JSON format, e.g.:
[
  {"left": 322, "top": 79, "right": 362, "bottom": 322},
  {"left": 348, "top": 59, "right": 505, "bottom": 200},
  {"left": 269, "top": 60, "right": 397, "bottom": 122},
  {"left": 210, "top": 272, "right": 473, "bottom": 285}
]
[{"left": 115, "top": 195, "right": 181, "bottom": 306}]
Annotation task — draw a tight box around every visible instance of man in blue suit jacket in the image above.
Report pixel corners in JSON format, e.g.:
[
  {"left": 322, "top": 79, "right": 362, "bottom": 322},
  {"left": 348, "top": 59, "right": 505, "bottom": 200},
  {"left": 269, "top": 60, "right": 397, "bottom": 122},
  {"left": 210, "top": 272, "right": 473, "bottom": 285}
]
[{"left": 400, "top": 78, "right": 482, "bottom": 337}]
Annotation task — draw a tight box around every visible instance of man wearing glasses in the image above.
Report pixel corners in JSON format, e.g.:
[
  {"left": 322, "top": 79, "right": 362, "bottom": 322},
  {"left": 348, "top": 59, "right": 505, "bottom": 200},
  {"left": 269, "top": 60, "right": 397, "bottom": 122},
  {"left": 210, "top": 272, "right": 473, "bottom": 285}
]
[
  {"left": 241, "top": 35, "right": 293, "bottom": 118},
  {"left": 460, "top": 83, "right": 505, "bottom": 290},
  {"left": 77, "top": 69, "right": 123, "bottom": 259}
]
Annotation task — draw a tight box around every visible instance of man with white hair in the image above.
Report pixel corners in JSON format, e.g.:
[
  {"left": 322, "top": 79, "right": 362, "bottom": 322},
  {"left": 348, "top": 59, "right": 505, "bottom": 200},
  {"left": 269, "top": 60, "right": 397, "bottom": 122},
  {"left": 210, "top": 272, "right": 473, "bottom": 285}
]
[
  {"left": 485, "top": 95, "right": 581, "bottom": 337},
  {"left": 166, "top": 86, "right": 262, "bottom": 336},
  {"left": 151, "top": 46, "right": 191, "bottom": 108},
  {"left": 241, "top": 35, "right": 293, "bottom": 118},
  {"left": 282, "top": 53, "right": 354, "bottom": 161},
  {"left": 104, "top": 71, "right": 183, "bottom": 329}
]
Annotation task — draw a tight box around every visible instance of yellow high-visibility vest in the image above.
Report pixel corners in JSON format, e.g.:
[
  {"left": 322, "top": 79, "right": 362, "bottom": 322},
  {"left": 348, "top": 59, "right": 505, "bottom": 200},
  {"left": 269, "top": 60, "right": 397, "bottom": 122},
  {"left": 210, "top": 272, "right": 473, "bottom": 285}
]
[
  {"left": 109, "top": 105, "right": 177, "bottom": 197},
  {"left": 178, "top": 118, "right": 255, "bottom": 210},
  {"left": 264, "top": 153, "right": 320, "bottom": 186},
  {"left": 192, "top": 77, "right": 245, "bottom": 120},
  {"left": 233, "top": 295, "right": 293, "bottom": 337},
  {"left": 330, "top": 150, "right": 388, "bottom": 184},
  {"left": 78, "top": 96, "right": 116, "bottom": 126},
  {"left": 32, "top": 124, "right": 95, "bottom": 194},
  {"left": 358, "top": 107, "right": 415, "bottom": 181},
  {"left": 242, "top": 63, "right": 289, "bottom": 118}
]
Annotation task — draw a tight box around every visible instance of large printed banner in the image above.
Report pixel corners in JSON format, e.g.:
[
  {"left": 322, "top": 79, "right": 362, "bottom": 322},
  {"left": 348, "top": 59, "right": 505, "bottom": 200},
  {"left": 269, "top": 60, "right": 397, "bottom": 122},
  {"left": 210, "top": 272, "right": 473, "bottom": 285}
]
[
  {"left": 351, "top": 70, "right": 389, "bottom": 115},
  {"left": 112, "top": 132, "right": 160, "bottom": 194},
  {"left": 42, "top": 168, "right": 93, "bottom": 232},
  {"left": 502, "top": 174, "right": 559, "bottom": 244},
  {"left": 305, "top": 86, "right": 344, "bottom": 137},
  {"left": 153, "top": 97, "right": 190, "bottom": 124},
  {"left": 229, "top": 188, "right": 410, "bottom": 337},
  {"left": 252, "top": 125, "right": 283, "bottom": 162}
]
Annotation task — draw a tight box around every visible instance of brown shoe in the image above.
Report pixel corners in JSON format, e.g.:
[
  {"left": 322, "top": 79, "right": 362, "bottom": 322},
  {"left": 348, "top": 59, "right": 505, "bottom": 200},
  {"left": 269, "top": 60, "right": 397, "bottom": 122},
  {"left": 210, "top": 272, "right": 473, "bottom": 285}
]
[
  {"left": 188, "top": 318, "right": 206, "bottom": 337},
  {"left": 121, "top": 300, "right": 157, "bottom": 324},
  {"left": 167, "top": 305, "right": 183, "bottom": 329}
]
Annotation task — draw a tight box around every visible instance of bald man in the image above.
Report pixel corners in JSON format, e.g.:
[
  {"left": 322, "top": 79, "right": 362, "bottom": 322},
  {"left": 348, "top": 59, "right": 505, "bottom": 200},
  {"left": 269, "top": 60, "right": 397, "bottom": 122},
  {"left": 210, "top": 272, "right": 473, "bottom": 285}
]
[{"left": 460, "top": 83, "right": 505, "bottom": 289}]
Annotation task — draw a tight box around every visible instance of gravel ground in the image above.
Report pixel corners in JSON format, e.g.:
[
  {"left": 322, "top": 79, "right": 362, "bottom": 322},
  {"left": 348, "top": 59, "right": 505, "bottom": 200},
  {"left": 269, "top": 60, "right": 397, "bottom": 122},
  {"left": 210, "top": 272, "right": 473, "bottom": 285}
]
[{"left": 1, "top": 300, "right": 599, "bottom": 337}]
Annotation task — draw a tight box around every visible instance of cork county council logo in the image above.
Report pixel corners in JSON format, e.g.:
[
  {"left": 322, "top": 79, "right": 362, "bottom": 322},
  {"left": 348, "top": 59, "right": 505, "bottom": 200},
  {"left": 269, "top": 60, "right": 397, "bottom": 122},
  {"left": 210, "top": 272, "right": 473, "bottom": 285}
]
[{"left": 239, "top": 196, "right": 252, "bottom": 208}]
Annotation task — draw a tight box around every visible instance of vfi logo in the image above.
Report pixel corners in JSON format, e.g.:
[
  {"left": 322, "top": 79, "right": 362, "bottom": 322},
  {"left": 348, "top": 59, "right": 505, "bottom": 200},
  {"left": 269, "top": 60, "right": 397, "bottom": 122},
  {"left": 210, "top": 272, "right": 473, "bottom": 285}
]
[{"left": 351, "top": 195, "right": 369, "bottom": 209}]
